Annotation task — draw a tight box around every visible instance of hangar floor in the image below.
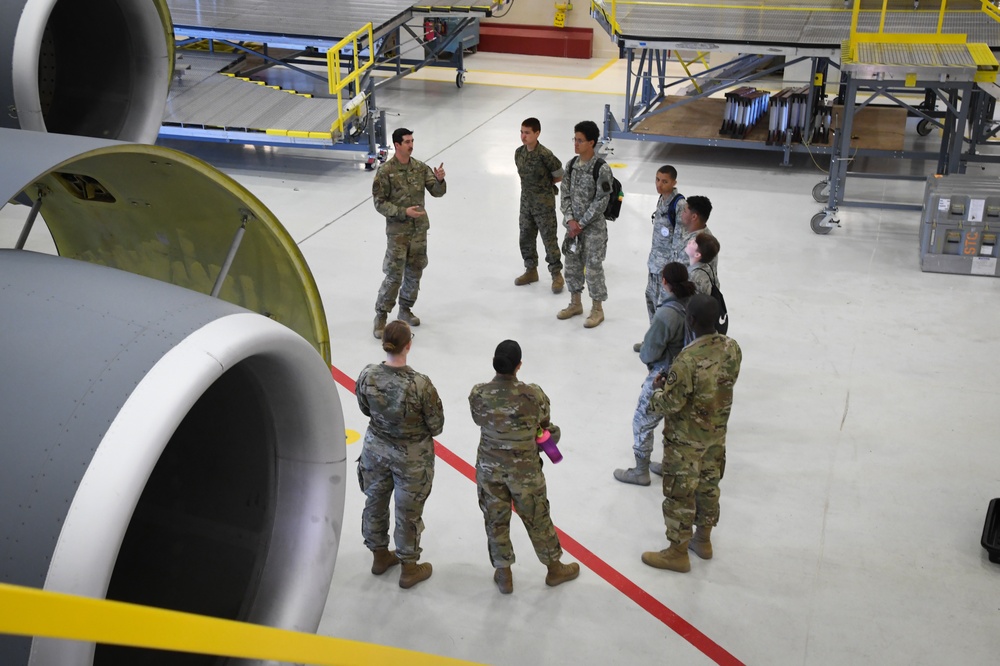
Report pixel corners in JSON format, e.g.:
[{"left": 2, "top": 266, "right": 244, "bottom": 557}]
[{"left": 5, "top": 52, "right": 1000, "bottom": 665}]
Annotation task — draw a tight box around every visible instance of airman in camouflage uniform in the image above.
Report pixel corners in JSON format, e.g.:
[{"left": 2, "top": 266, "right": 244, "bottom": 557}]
[
  {"left": 644, "top": 166, "right": 687, "bottom": 324},
  {"left": 469, "top": 340, "right": 580, "bottom": 594},
  {"left": 643, "top": 295, "right": 741, "bottom": 574},
  {"left": 356, "top": 324, "right": 444, "bottom": 588},
  {"left": 514, "top": 117, "right": 565, "bottom": 292},
  {"left": 668, "top": 195, "right": 717, "bottom": 274},
  {"left": 614, "top": 263, "right": 695, "bottom": 487},
  {"left": 372, "top": 128, "right": 447, "bottom": 338},
  {"left": 685, "top": 232, "right": 721, "bottom": 298}
]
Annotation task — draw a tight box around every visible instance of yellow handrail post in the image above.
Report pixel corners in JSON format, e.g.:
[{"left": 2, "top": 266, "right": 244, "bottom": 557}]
[{"left": 326, "top": 22, "right": 375, "bottom": 136}]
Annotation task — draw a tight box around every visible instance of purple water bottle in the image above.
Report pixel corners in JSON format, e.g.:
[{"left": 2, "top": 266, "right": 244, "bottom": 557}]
[{"left": 536, "top": 427, "right": 563, "bottom": 464}]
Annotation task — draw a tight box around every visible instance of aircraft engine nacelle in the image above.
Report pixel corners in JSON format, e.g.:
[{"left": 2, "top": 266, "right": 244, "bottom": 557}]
[
  {"left": 0, "top": 250, "right": 347, "bottom": 666},
  {"left": 0, "top": 0, "right": 173, "bottom": 142}
]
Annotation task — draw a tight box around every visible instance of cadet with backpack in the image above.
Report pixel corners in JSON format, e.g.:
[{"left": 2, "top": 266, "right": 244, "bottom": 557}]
[
  {"left": 634, "top": 165, "right": 686, "bottom": 352},
  {"left": 557, "top": 120, "right": 617, "bottom": 329}
]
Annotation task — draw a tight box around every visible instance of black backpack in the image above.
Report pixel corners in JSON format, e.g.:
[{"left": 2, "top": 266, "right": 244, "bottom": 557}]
[
  {"left": 695, "top": 264, "right": 729, "bottom": 335},
  {"left": 568, "top": 156, "right": 624, "bottom": 221}
]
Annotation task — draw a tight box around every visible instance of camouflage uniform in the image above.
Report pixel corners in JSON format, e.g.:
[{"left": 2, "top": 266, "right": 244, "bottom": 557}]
[
  {"left": 515, "top": 143, "right": 564, "bottom": 274},
  {"left": 669, "top": 224, "right": 717, "bottom": 271},
  {"left": 645, "top": 192, "right": 686, "bottom": 321},
  {"left": 469, "top": 375, "right": 563, "bottom": 568},
  {"left": 689, "top": 263, "right": 720, "bottom": 298},
  {"left": 649, "top": 334, "right": 742, "bottom": 544},
  {"left": 633, "top": 296, "right": 687, "bottom": 462},
  {"left": 356, "top": 362, "right": 445, "bottom": 562},
  {"left": 372, "top": 155, "right": 447, "bottom": 314},
  {"left": 560, "top": 156, "right": 613, "bottom": 301}
]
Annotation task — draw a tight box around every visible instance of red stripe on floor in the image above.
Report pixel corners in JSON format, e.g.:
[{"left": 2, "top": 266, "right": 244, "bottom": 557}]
[{"left": 331, "top": 365, "right": 744, "bottom": 666}]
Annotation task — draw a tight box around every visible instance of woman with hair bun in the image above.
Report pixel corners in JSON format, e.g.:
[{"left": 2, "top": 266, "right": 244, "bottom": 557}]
[
  {"left": 469, "top": 339, "right": 580, "bottom": 595},
  {"left": 614, "top": 261, "right": 695, "bottom": 486},
  {"left": 355, "top": 320, "right": 443, "bottom": 589}
]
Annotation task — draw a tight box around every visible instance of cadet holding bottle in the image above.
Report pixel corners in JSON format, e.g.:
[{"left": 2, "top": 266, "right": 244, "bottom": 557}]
[{"left": 469, "top": 340, "right": 580, "bottom": 595}]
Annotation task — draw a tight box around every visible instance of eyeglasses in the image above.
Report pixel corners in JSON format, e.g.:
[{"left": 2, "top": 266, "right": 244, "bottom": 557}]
[{"left": 572, "top": 138, "right": 587, "bottom": 144}]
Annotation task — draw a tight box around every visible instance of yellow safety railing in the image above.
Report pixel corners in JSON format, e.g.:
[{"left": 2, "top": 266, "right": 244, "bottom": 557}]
[
  {"left": 0, "top": 582, "right": 482, "bottom": 666},
  {"left": 327, "top": 22, "right": 376, "bottom": 136},
  {"left": 983, "top": 0, "right": 1000, "bottom": 24},
  {"left": 849, "top": 0, "right": 966, "bottom": 45}
]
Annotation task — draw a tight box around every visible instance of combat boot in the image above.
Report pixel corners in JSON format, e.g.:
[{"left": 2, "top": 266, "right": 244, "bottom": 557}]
[
  {"left": 371, "top": 548, "right": 399, "bottom": 575},
  {"left": 373, "top": 313, "right": 387, "bottom": 339},
  {"left": 551, "top": 271, "right": 565, "bottom": 294},
  {"left": 545, "top": 560, "right": 580, "bottom": 587},
  {"left": 399, "top": 561, "right": 432, "bottom": 589},
  {"left": 689, "top": 526, "right": 713, "bottom": 560},
  {"left": 649, "top": 461, "right": 664, "bottom": 476},
  {"left": 494, "top": 566, "right": 513, "bottom": 594},
  {"left": 584, "top": 300, "right": 604, "bottom": 328},
  {"left": 514, "top": 267, "right": 539, "bottom": 286},
  {"left": 397, "top": 307, "right": 420, "bottom": 327},
  {"left": 641, "top": 541, "right": 691, "bottom": 573},
  {"left": 613, "top": 456, "right": 650, "bottom": 486},
  {"left": 557, "top": 292, "right": 583, "bottom": 320}
]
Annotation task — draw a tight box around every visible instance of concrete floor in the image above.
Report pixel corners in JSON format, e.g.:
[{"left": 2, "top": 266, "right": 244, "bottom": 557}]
[{"left": 4, "top": 51, "right": 1000, "bottom": 665}]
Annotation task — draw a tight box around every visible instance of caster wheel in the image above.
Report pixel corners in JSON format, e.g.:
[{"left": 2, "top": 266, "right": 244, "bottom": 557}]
[
  {"left": 917, "top": 118, "right": 932, "bottom": 136},
  {"left": 812, "top": 181, "right": 830, "bottom": 203},
  {"left": 456, "top": 72, "right": 465, "bottom": 88},
  {"left": 811, "top": 212, "right": 833, "bottom": 235}
]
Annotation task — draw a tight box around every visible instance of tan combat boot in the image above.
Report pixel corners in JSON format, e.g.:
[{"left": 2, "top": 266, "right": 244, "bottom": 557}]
[
  {"left": 544, "top": 560, "right": 580, "bottom": 587},
  {"left": 641, "top": 541, "right": 691, "bottom": 573},
  {"left": 371, "top": 548, "right": 400, "bottom": 575},
  {"left": 373, "top": 313, "right": 387, "bottom": 339},
  {"left": 494, "top": 566, "right": 513, "bottom": 594},
  {"left": 399, "top": 561, "right": 433, "bottom": 589},
  {"left": 551, "top": 271, "right": 565, "bottom": 294},
  {"left": 689, "top": 526, "right": 713, "bottom": 560},
  {"left": 397, "top": 307, "right": 420, "bottom": 326},
  {"left": 584, "top": 300, "right": 604, "bottom": 328},
  {"left": 557, "top": 292, "right": 583, "bottom": 320},
  {"left": 514, "top": 267, "right": 539, "bottom": 286}
]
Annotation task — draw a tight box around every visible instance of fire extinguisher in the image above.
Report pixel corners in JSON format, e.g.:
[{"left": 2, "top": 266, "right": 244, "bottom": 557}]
[{"left": 424, "top": 19, "right": 435, "bottom": 42}]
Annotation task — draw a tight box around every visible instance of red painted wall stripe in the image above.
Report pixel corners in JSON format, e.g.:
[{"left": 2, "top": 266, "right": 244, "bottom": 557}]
[{"left": 331, "top": 365, "right": 744, "bottom": 666}]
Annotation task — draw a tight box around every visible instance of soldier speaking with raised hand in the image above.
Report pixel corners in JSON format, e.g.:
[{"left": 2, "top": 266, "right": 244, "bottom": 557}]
[{"left": 371, "top": 127, "right": 447, "bottom": 339}]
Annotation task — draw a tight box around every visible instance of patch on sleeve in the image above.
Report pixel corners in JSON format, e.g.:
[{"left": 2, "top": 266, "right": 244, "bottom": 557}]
[
  {"left": 665, "top": 370, "right": 678, "bottom": 385},
  {"left": 601, "top": 181, "right": 611, "bottom": 193}
]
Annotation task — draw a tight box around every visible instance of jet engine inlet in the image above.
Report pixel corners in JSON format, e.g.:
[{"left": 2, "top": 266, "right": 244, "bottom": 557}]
[
  {"left": 3, "top": 0, "right": 172, "bottom": 142},
  {"left": 0, "top": 250, "right": 346, "bottom": 666}
]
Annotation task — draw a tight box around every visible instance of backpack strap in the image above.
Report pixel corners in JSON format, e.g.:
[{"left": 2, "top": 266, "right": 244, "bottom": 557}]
[
  {"left": 591, "top": 157, "right": 605, "bottom": 183},
  {"left": 666, "top": 193, "right": 684, "bottom": 230},
  {"left": 694, "top": 263, "right": 718, "bottom": 289}
]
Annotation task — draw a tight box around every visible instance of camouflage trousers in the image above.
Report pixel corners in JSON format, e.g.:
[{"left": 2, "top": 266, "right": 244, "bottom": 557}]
[
  {"left": 375, "top": 225, "right": 428, "bottom": 314},
  {"left": 519, "top": 204, "right": 562, "bottom": 274},
  {"left": 644, "top": 272, "right": 665, "bottom": 323},
  {"left": 660, "top": 441, "right": 726, "bottom": 544},
  {"left": 357, "top": 442, "right": 435, "bottom": 562},
  {"left": 476, "top": 451, "right": 562, "bottom": 567},
  {"left": 561, "top": 220, "right": 608, "bottom": 301},
  {"left": 632, "top": 363, "right": 669, "bottom": 460}
]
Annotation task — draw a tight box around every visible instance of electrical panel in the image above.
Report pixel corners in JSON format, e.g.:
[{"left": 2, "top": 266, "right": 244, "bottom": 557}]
[{"left": 920, "top": 175, "right": 1000, "bottom": 277}]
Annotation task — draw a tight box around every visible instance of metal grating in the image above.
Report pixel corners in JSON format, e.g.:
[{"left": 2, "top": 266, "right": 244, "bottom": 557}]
[{"left": 605, "top": 3, "right": 1000, "bottom": 49}]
